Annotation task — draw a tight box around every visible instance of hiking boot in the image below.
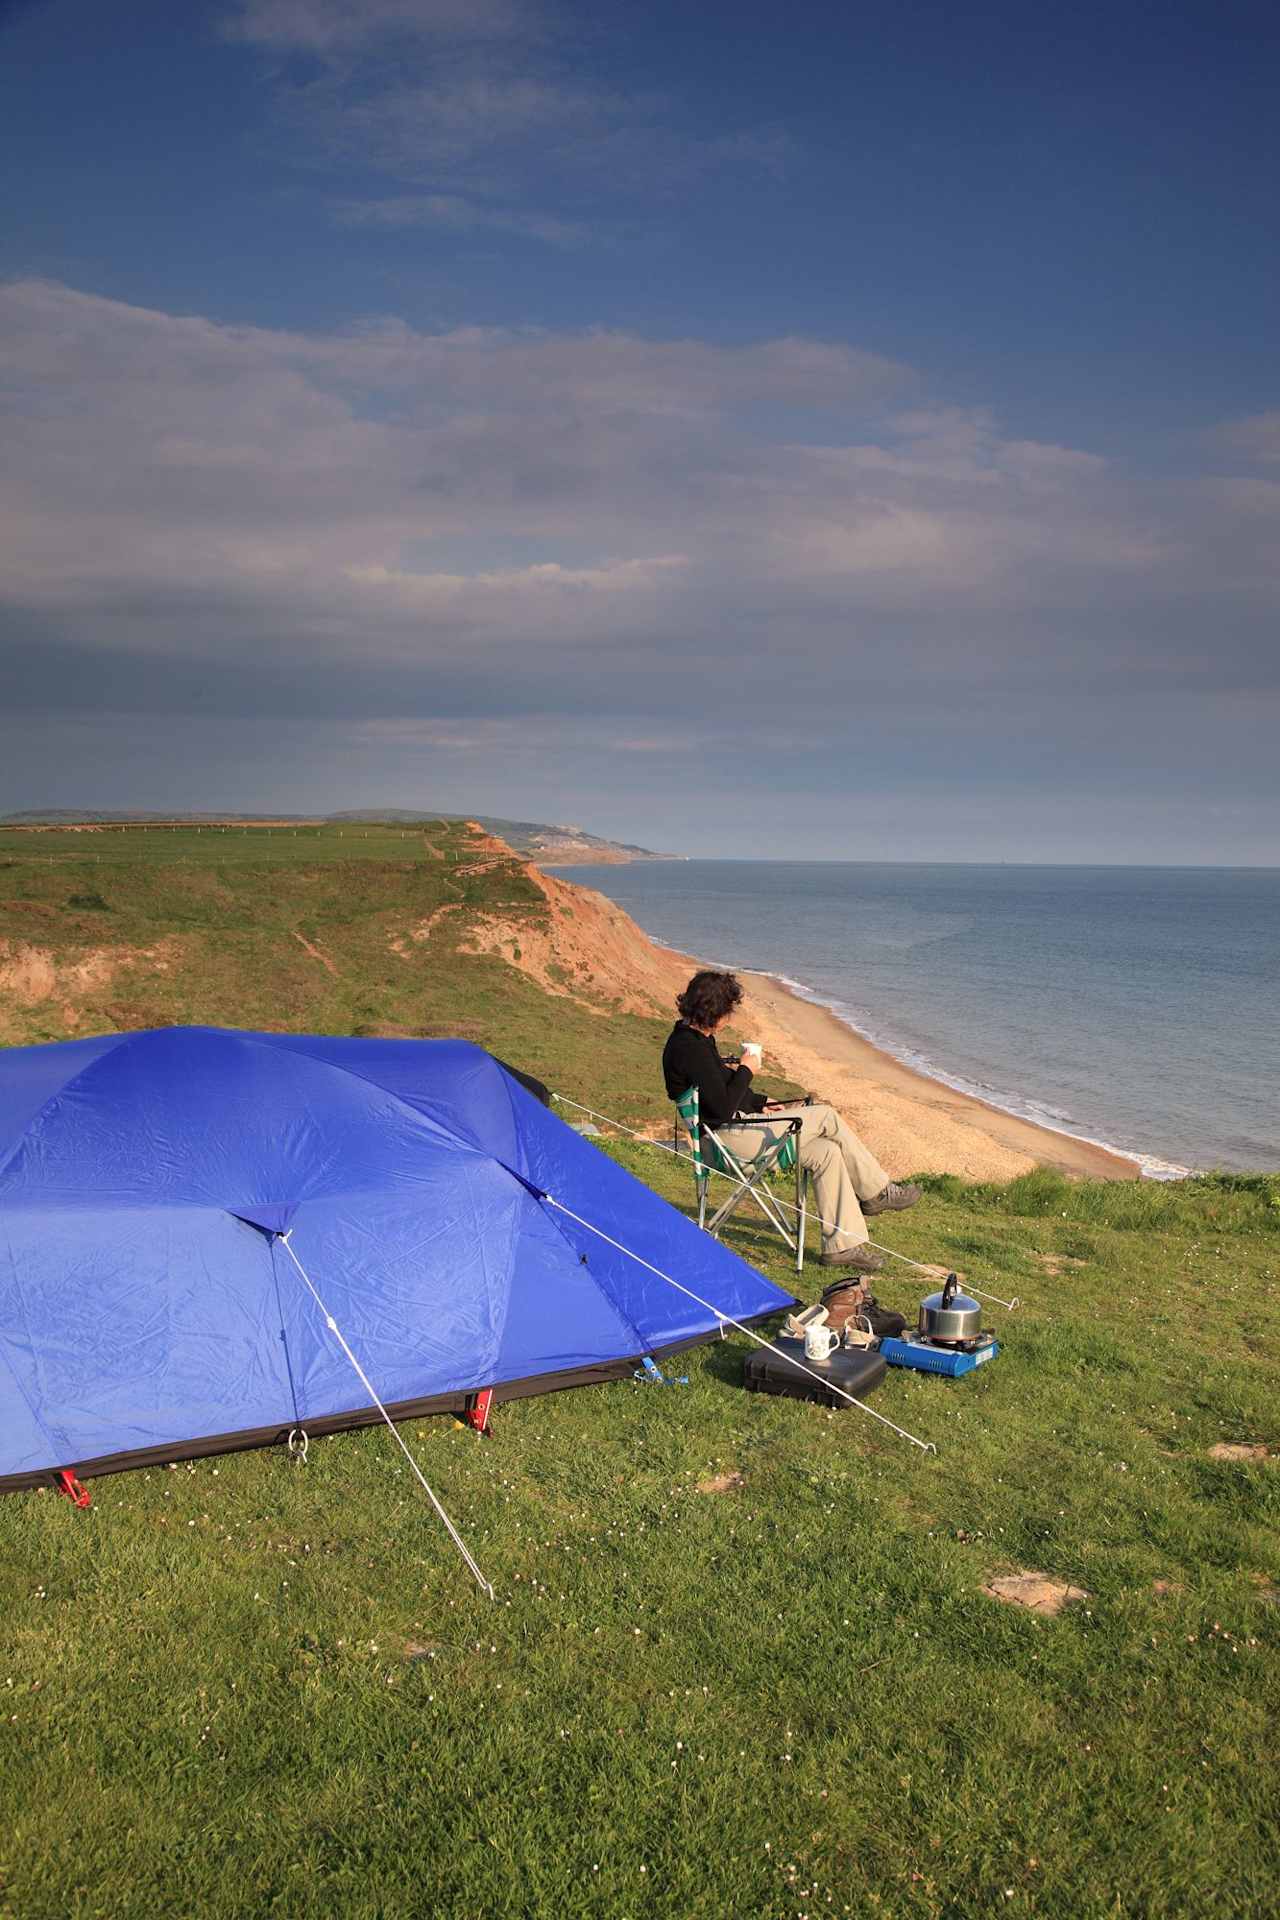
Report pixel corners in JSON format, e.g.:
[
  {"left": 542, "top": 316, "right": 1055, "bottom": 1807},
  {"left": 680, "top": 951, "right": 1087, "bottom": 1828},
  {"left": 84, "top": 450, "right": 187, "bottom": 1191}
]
[
  {"left": 822, "top": 1278, "right": 907, "bottom": 1337},
  {"left": 819, "top": 1279, "right": 868, "bottom": 1332},
  {"left": 860, "top": 1294, "right": 908, "bottom": 1339},
  {"left": 818, "top": 1243, "right": 884, "bottom": 1274},
  {"left": 861, "top": 1181, "right": 922, "bottom": 1216}
]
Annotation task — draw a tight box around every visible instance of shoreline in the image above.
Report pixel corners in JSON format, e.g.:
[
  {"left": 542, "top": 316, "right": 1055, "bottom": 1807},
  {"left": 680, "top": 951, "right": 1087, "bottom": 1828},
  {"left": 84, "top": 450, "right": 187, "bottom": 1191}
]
[
  {"left": 538, "top": 863, "right": 1140, "bottom": 1180},
  {"left": 753, "top": 968, "right": 1180, "bottom": 1177},
  {"left": 733, "top": 963, "right": 1140, "bottom": 1182}
]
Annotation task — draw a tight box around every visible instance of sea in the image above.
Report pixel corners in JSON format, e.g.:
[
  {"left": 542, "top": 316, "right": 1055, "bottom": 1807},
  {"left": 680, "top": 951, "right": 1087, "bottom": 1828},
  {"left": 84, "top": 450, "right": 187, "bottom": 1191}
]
[{"left": 544, "top": 862, "right": 1280, "bottom": 1176}]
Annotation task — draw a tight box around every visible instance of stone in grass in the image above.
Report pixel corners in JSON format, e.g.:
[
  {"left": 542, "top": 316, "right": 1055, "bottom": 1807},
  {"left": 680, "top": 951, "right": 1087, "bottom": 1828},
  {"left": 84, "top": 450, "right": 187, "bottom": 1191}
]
[
  {"left": 696, "top": 1471, "right": 746, "bottom": 1495},
  {"left": 982, "top": 1572, "right": 1090, "bottom": 1616},
  {"left": 1208, "top": 1443, "right": 1274, "bottom": 1463}
]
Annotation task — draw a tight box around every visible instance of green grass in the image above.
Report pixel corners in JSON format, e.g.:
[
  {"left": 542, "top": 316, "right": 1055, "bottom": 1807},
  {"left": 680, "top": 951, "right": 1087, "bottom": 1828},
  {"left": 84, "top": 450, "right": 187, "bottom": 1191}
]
[
  {"left": 1, "top": 839, "right": 1278, "bottom": 1915},
  {"left": 0, "top": 823, "right": 453, "bottom": 867},
  {"left": 2, "top": 1147, "right": 1277, "bottom": 1919}
]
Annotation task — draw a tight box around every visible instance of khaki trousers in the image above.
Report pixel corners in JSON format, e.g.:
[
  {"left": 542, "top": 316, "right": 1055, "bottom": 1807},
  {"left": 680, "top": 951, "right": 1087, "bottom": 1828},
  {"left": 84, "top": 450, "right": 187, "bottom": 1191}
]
[{"left": 716, "top": 1103, "right": 890, "bottom": 1252}]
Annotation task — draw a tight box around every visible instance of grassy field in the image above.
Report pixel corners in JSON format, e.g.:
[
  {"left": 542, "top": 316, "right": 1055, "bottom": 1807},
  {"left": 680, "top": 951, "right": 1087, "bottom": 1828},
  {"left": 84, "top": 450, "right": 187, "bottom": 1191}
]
[
  {"left": 0, "top": 823, "right": 443, "bottom": 867},
  {"left": 1, "top": 836, "right": 1278, "bottom": 1917},
  {"left": 0, "top": 823, "right": 698, "bottom": 1128}
]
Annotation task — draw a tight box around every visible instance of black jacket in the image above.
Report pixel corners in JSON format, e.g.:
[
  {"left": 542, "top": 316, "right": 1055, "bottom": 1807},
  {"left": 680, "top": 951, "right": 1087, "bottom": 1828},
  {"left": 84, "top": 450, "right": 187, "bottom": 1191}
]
[{"left": 661, "top": 1022, "right": 766, "bottom": 1128}]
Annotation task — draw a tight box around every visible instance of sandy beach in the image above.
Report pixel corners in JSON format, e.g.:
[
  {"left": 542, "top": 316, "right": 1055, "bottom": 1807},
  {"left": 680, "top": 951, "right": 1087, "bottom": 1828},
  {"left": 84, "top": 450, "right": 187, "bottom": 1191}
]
[
  {"left": 734, "top": 966, "right": 1137, "bottom": 1182},
  {"left": 513, "top": 863, "right": 1138, "bottom": 1181}
]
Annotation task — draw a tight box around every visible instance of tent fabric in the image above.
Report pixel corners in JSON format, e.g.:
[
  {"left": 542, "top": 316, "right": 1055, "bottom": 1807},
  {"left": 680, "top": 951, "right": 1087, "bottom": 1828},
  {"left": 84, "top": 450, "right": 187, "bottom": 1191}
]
[{"left": 0, "top": 1028, "right": 793, "bottom": 1489}]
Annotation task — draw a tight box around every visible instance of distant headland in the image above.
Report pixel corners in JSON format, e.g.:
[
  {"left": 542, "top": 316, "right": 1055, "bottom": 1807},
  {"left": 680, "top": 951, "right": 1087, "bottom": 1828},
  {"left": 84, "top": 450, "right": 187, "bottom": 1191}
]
[{"left": 0, "top": 808, "right": 683, "bottom": 867}]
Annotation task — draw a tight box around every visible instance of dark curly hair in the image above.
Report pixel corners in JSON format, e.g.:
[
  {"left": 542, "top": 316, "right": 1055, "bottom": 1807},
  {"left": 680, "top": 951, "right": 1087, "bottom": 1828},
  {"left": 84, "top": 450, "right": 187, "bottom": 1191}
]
[{"left": 676, "top": 969, "right": 743, "bottom": 1030}]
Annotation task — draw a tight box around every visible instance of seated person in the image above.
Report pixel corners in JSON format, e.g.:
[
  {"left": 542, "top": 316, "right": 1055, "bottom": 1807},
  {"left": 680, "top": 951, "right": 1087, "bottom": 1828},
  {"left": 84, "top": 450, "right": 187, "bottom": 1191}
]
[{"left": 662, "top": 968, "right": 920, "bottom": 1273}]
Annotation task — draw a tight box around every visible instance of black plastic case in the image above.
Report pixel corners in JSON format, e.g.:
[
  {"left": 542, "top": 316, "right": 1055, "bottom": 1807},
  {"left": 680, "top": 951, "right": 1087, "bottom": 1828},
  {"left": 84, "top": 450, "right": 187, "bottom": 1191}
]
[{"left": 742, "top": 1335, "right": 888, "bottom": 1408}]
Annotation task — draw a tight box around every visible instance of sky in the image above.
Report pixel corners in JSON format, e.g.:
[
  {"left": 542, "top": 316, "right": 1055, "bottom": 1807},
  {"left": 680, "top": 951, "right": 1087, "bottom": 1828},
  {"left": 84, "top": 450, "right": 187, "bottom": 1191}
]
[{"left": 1, "top": 0, "right": 1277, "bottom": 861}]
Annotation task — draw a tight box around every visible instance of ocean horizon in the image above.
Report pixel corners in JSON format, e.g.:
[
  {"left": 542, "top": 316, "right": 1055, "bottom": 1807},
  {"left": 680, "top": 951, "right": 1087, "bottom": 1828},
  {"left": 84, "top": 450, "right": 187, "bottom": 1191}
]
[{"left": 546, "top": 860, "right": 1280, "bottom": 1176}]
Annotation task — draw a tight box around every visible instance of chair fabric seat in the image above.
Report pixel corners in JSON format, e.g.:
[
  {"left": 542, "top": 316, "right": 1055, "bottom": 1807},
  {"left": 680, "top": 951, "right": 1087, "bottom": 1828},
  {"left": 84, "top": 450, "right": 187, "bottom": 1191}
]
[{"left": 674, "top": 1088, "right": 797, "bottom": 1178}]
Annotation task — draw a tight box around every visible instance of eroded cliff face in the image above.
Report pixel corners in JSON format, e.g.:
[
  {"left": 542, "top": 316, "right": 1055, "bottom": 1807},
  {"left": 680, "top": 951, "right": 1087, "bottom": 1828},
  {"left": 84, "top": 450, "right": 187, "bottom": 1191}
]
[
  {"left": 0, "top": 937, "right": 185, "bottom": 1039},
  {"left": 0, "top": 821, "right": 685, "bottom": 1043},
  {"left": 457, "top": 863, "right": 690, "bottom": 1018}
]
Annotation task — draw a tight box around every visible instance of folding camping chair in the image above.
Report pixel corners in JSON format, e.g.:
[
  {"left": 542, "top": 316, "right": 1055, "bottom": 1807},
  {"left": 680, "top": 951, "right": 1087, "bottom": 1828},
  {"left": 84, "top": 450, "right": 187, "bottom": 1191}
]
[{"left": 673, "top": 1085, "right": 809, "bottom": 1274}]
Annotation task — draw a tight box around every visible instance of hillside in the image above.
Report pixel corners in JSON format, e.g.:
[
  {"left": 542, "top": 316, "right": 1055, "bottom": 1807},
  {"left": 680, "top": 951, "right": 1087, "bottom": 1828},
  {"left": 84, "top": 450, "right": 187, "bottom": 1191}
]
[
  {"left": 327, "top": 811, "right": 677, "bottom": 864},
  {"left": 0, "top": 819, "right": 687, "bottom": 1133},
  {"left": 1, "top": 821, "right": 1278, "bottom": 1917}
]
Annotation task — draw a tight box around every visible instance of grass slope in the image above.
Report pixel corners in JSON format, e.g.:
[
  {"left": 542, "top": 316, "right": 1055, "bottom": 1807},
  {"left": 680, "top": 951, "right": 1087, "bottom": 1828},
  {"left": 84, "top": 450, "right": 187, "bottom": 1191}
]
[
  {"left": 0, "top": 823, "right": 689, "bottom": 1128},
  {"left": 1, "top": 836, "right": 1277, "bottom": 1918},
  {"left": 0, "top": 812, "right": 667, "bottom": 859}
]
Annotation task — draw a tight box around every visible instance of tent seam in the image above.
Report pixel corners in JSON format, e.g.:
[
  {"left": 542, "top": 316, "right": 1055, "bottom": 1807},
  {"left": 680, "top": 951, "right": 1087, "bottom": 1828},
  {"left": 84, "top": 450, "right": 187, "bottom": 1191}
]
[
  {"left": 0, "top": 1030, "right": 140, "bottom": 1186},
  {"left": 267, "top": 1237, "right": 304, "bottom": 1430},
  {"left": 493, "top": 1063, "right": 649, "bottom": 1352},
  {"left": 228, "top": 1031, "right": 490, "bottom": 1160}
]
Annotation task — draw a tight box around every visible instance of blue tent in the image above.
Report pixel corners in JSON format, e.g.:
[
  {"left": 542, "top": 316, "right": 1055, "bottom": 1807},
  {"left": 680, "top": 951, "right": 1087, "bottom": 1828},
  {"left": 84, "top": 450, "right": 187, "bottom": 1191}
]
[{"left": 0, "top": 1027, "right": 793, "bottom": 1490}]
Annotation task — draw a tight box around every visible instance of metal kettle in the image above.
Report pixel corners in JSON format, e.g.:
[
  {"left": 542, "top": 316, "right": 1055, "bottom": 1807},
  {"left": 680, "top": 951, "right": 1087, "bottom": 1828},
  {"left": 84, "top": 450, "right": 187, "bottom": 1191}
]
[{"left": 918, "top": 1272, "right": 982, "bottom": 1345}]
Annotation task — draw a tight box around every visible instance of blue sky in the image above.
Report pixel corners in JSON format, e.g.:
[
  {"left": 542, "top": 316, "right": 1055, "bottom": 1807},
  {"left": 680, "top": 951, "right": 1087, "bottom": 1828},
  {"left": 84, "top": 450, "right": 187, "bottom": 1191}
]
[{"left": 1, "top": 0, "right": 1277, "bottom": 858}]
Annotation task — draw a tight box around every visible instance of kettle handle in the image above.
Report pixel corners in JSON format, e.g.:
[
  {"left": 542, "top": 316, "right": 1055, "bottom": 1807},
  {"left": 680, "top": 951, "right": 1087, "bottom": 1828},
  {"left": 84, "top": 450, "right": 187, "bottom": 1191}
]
[{"left": 941, "top": 1271, "right": 958, "bottom": 1308}]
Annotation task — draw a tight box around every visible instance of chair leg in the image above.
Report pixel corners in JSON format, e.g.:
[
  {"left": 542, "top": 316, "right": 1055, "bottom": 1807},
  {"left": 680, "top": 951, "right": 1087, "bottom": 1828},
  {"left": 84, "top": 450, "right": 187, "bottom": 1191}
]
[
  {"left": 707, "top": 1180, "right": 753, "bottom": 1236},
  {"left": 696, "top": 1132, "right": 804, "bottom": 1258},
  {"left": 708, "top": 1166, "right": 796, "bottom": 1249},
  {"left": 750, "top": 1179, "right": 798, "bottom": 1245},
  {"left": 794, "top": 1158, "right": 805, "bottom": 1273}
]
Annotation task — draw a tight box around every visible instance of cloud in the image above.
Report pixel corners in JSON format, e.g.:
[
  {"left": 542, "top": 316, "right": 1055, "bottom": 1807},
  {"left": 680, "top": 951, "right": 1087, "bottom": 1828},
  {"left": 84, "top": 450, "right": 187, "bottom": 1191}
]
[
  {"left": 225, "top": 0, "right": 528, "bottom": 52},
  {"left": 346, "top": 554, "right": 687, "bottom": 601},
  {"left": 1, "top": 277, "right": 1276, "bottom": 767},
  {"left": 222, "top": 0, "right": 792, "bottom": 247},
  {"left": 1215, "top": 409, "right": 1280, "bottom": 466},
  {"left": 331, "top": 193, "right": 589, "bottom": 247}
]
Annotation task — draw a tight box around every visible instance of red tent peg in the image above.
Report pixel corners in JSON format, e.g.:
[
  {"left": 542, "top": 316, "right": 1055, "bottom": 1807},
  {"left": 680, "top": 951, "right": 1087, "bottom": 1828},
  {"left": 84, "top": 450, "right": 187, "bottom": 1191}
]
[
  {"left": 55, "top": 1470, "right": 91, "bottom": 1508},
  {"left": 464, "top": 1388, "right": 494, "bottom": 1435}
]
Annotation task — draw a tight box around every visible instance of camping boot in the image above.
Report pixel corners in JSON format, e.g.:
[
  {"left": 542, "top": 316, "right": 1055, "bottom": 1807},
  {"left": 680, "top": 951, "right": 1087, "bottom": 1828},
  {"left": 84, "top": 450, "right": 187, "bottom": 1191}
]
[
  {"left": 862, "top": 1182, "right": 923, "bottom": 1216},
  {"left": 818, "top": 1242, "right": 884, "bottom": 1274},
  {"left": 820, "top": 1279, "right": 908, "bottom": 1341},
  {"left": 820, "top": 1279, "right": 870, "bottom": 1335},
  {"left": 859, "top": 1293, "right": 908, "bottom": 1339}
]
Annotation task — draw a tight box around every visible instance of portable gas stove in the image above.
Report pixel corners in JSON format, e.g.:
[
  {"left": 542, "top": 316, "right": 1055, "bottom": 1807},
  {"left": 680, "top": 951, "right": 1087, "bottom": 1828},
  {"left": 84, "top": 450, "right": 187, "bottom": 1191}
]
[
  {"left": 921, "top": 1327, "right": 996, "bottom": 1353},
  {"left": 877, "top": 1329, "right": 1000, "bottom": 1377}
]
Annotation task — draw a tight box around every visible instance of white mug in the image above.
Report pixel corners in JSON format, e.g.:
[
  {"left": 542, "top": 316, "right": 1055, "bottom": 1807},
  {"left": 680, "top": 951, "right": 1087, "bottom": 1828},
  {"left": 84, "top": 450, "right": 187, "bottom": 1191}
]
[
  {"left": 741, "top": 1041, "right": 763, "bottom": 1067},
  {"left": 803, "top": 1324, "right": 840, "bottom": 1361}
]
